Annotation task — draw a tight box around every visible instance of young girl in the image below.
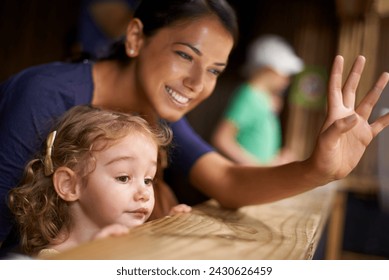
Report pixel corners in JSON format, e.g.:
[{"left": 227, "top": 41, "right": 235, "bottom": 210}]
[
  {"left": 1, "top": 0, "right": 389, "bottom": 251},
  {"left": 8, "top": 105, "right": 190, "bottom": 258}
]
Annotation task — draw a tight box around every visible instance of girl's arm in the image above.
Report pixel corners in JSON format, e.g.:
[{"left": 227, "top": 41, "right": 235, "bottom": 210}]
[{"left": 169, "top": 204, "right": 192, "bottom": 215}]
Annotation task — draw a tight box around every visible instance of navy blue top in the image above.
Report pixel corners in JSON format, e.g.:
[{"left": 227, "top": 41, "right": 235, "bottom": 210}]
[{"left": 0, "top": 61, "right": 213, "bottom": 242}]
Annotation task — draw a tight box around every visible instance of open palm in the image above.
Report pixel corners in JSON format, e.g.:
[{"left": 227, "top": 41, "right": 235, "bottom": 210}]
[{"left": 311, "top": 55, "right": 389, "bottom": 180}]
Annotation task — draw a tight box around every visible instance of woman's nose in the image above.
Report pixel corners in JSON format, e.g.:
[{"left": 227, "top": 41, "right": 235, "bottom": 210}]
[{"left": 183, "top": 66, "right": 204, "bottom": 93}]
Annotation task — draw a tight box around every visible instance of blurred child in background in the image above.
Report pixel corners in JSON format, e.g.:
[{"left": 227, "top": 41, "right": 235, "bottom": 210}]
[{"left": 212, "top": 35, "right": 303, "bottom": 165}]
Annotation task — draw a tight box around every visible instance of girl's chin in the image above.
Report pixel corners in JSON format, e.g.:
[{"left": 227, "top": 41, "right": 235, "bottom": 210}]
[{"left": 124, "top": 220, "right": 145, "bottom": 228}]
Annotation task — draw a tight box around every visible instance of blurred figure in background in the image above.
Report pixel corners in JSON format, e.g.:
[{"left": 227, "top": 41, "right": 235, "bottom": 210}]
[
  {"left": 78, "top": 0, "right": 139, "bottom": 59},
  {"left": 211, "top": 35, "right": 303, "bottom": 165}
]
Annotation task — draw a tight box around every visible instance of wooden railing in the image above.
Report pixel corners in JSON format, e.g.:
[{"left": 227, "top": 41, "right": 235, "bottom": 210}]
[{"left": 50, "top": 182, "right": 337, "bottom": 260}]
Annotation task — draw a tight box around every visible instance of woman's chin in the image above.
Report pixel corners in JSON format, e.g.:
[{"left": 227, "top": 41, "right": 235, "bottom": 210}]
[{"left": 159, "top": 110, "right": 185, "bottom": 122}]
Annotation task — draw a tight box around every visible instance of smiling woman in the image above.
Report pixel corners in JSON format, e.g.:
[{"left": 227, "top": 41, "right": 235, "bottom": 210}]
[
  {"left": 94, "top": 15, "right": 234, "bottom": 121},
  {"left": 1, "top": 0, "right": 389, "bottom": 258}
]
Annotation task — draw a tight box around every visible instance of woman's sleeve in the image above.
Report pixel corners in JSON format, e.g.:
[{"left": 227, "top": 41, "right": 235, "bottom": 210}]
[
  {"left": 168, "top": 117, "right": 214, "bottom": 175},
  {"left": 164, "top": 118, "right": 214, "bottom": 205}
]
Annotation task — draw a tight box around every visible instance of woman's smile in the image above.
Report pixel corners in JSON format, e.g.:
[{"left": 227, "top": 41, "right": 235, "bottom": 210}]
[{"left": 165, "top": 85, "right": 190, "bottom": 106}]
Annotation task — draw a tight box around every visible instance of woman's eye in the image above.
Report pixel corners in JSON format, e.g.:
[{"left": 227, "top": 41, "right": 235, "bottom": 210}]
[
  {"left": 144, "top": 178, "right": 154, "bottom": 186},
  {"left": 209, "top": 68, "right": 222, "bottom": 77},
  {"left": 116, "top": 176, "right": 130, "bottom": 183},
  {"left": 175, "top": 51, "right": 193, "bottom": 61}
]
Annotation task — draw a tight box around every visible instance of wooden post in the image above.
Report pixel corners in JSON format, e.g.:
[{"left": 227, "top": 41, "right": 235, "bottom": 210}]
[{"left": 325, "top": 0, "right": 388, "bottom": 260}]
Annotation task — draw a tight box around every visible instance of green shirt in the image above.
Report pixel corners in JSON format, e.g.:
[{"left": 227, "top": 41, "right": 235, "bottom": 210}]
[{"left": 224, "top": 83, "right": 281, "bottom": 163}]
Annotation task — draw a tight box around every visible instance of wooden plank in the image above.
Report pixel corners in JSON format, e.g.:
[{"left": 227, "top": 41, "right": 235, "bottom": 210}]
[{"left": 50, "top": 183, "right": 337, "bottom": 260}]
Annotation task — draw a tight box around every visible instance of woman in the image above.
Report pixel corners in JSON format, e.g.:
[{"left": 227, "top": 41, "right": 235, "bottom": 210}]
[{"left": 1, "top": 0, "right": 388, "bottom": 250}]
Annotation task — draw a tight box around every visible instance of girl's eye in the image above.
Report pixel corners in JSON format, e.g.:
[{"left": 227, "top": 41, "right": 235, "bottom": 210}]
[
  {"left": 116, "top": 176, "right": 130, "bottom": 183},
  {"left": 144, "top": 178, "right": 154, "bottom": 186},
  {"left": 175, "top": 51, "right": 193, "bottom": 62}
]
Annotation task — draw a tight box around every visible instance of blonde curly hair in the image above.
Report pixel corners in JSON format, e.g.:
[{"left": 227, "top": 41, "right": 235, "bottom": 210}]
[{"left": 8, "top": 105, "right": 172, "bottom": 255}]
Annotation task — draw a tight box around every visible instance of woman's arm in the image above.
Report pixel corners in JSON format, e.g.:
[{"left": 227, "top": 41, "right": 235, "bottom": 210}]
[
  {"left": 190, "top": 55, "right": 389, "bottom": 209},
  {"left": 190, "top": 152, "right": 317, "bottom": 208}
]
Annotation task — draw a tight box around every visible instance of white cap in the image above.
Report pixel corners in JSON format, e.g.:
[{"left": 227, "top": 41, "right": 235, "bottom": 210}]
[{"left": 243, "top": 35, "right": 304, "bottom": 76}]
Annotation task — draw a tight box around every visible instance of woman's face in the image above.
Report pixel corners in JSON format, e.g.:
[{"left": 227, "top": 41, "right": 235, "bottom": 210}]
[{"left": 135, "top": 16, "right": 234, "bottom": 121}]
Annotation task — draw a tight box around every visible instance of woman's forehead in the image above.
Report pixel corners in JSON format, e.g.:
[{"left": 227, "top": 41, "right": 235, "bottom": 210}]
[
  {"left": 167, "top": 15, "right": 234, "bottom": 39},
  {"left": 149, "top": 16, "right": 234, "bottom": 57}
]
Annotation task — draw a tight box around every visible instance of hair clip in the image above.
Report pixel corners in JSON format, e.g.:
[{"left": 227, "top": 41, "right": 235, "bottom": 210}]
[{"left": 44, "top": 130, "right": 57, "bottom": 176}]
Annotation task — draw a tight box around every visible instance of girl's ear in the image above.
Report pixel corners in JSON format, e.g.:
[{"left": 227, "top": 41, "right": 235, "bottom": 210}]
[
  {"left": 125, "top": 18, "right": 144, "bottom": 57},
  {"left": 53, "top": 167, "right": 81, "bottom": 202}
]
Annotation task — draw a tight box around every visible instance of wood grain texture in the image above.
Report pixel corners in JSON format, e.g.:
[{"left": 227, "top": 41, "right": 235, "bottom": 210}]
[{"left": 51, "top": 183, "right": 337, "bottom": 260}]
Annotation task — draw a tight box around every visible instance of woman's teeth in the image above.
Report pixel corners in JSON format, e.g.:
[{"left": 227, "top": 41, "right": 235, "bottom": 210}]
[{"left": 166, "top": 86, "right": 189, "bottom": 105}]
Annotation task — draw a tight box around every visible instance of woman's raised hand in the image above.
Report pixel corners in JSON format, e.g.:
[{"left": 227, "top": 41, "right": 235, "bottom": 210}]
[{"left": 310, "top": 55, "right": 389, "bottom": 181}]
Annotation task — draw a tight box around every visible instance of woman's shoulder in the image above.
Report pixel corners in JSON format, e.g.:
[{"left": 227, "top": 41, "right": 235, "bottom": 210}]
[
  {"left": 0, "top": 61, "right": 94, "bottom": 105},
  {"left": 3, "top": 61, "right": 93, "bottom": 86}
]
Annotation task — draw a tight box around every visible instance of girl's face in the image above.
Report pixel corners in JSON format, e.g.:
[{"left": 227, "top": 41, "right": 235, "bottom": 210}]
[
  {"left": 267, "top": 69, "right": 292, "bottom": 96},
  {"left": 134, "top": 16, "right": 234, "bottom": 121},
  {"left": 77, "top": 132, "right": 157, "bottom": 230}
]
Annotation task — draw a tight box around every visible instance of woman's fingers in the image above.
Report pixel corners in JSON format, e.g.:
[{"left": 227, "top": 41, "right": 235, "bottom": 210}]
[
  {"left": 332, "top": 114, "right": 358, "bottom": 134},
  {"left": 342, "top": 56, "right": 366, "bottom": 109},
  {"left": 321, "top": 114, "right": 358, "bottom": 145},
  {"left": 328, "top": 55, "right": 367, "bottom": 111},
  {"left": 357, "top": 72, "right": 389, "bottom": 120},
  {"left": 371, "top": 112, "right": 389, "bottom": 138},
  {"left": 328, "top": 55, "right": 345, "bottom": 110}
]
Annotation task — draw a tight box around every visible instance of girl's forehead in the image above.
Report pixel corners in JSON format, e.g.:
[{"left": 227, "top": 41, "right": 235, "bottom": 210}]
[
  {"left": 92, "top": 130, "right": 157, "bottom": 151},
  {"left": 123, "top": 130, "right": 157, "bottom": 143},
  {"left": 93, "top": 132, "right": 159, "bottom": 161}
]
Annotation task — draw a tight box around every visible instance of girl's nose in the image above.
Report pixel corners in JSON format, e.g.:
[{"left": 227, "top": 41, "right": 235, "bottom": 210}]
[{"left": 134, "top": 186, "right": 150, "bottom": 202}]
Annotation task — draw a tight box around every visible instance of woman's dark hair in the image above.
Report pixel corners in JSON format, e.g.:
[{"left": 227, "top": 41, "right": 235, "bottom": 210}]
[{"left": 104, "top": 0, "right": 239, "bottom": 62}]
